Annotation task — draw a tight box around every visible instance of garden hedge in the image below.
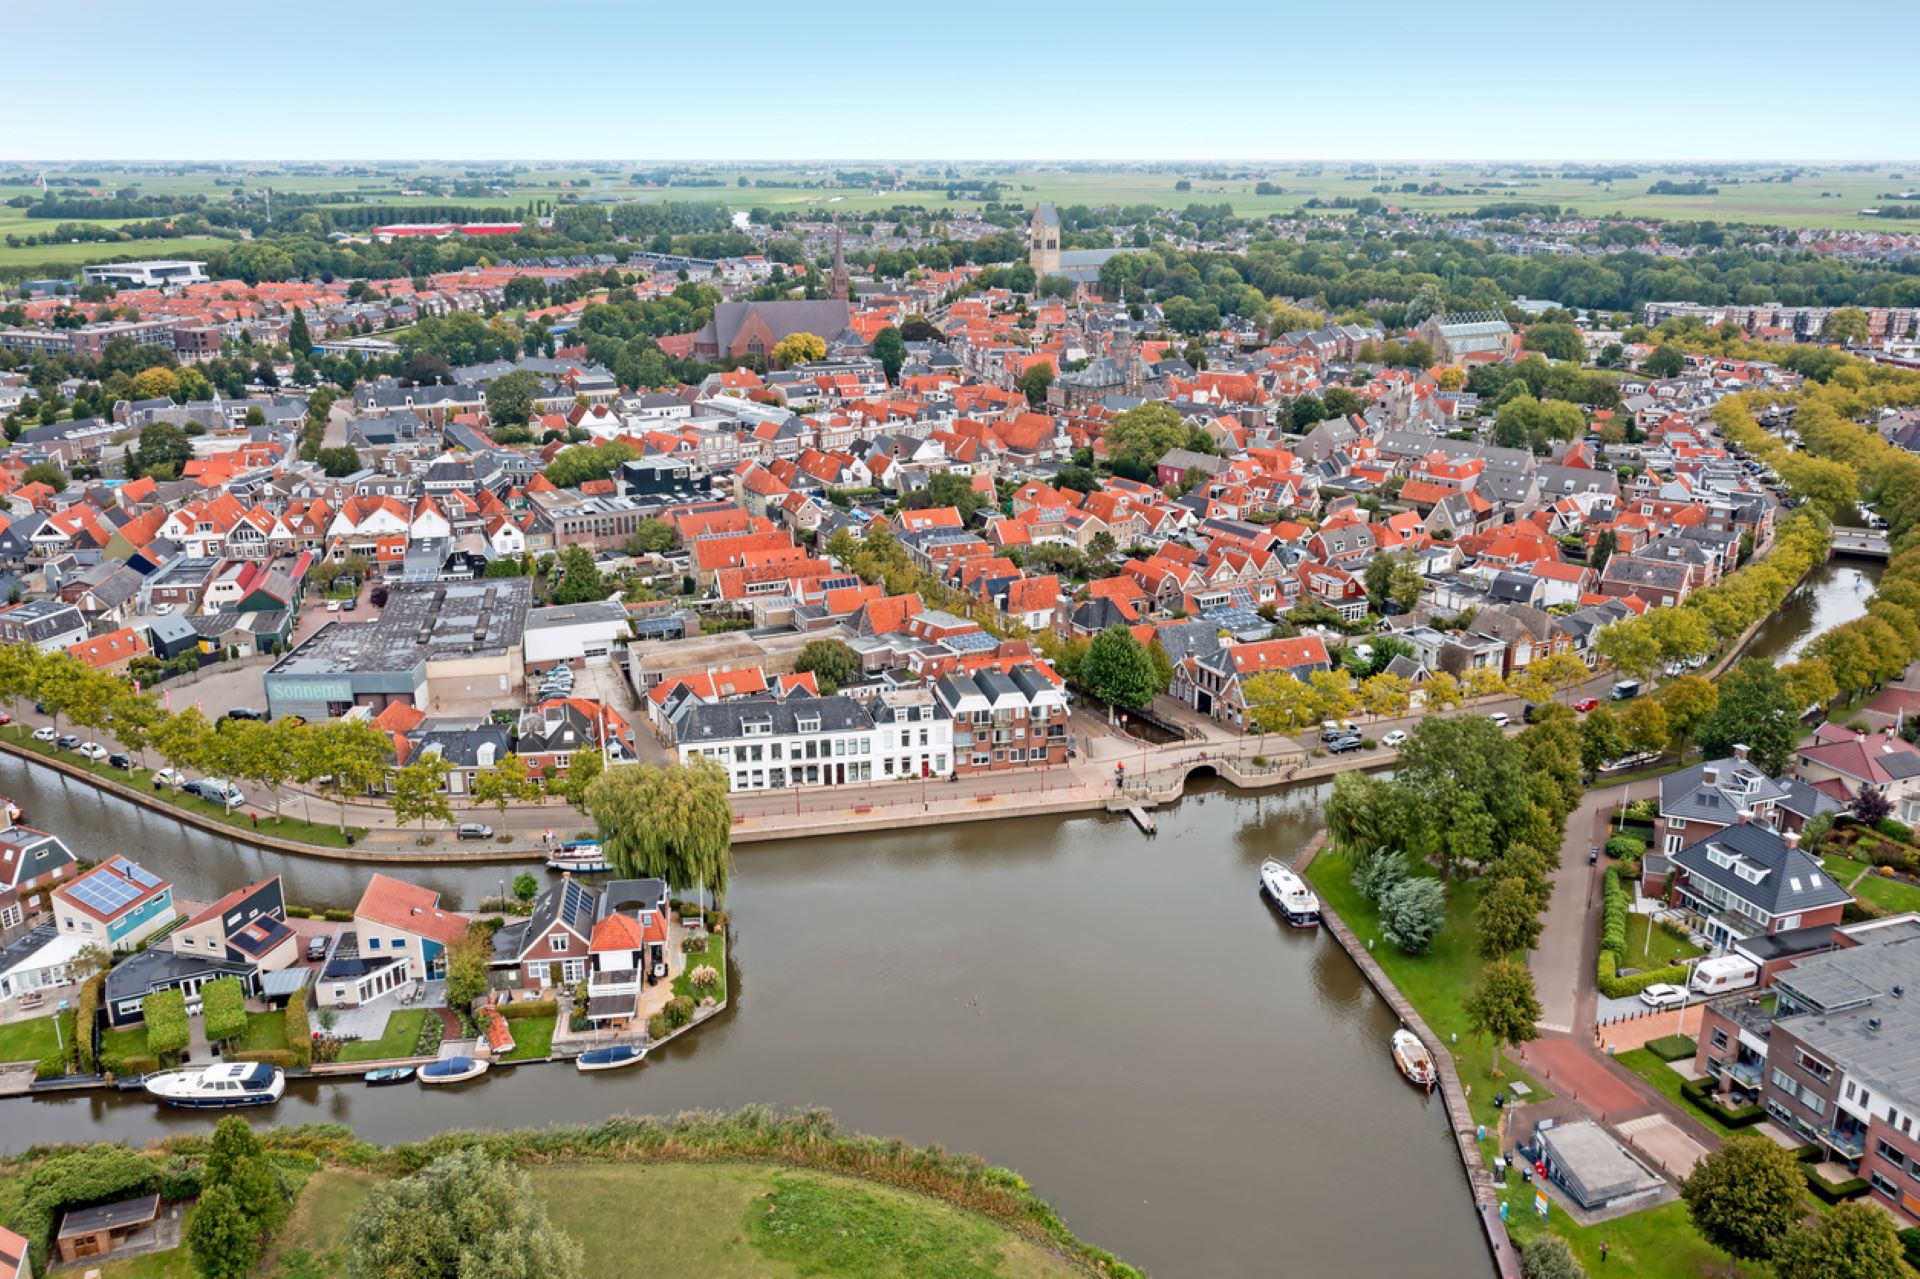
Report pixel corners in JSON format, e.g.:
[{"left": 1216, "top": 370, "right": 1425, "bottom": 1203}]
[
  {"left": 286, "top": 988, "right": 312, "bottom": 1069},
  {"left": 71, "top": 973, "right": 104, "bottom": 1074},
  {"left": 1678, "top": 1077, "right": 1765, "bottom": 1127},
  {"left": 141, "top": 989, "right": 188, "bottom": 1059},
  {"left": 200, "top": 976, "right": 247, "bottom": 1045},
  {"left": 232, "top": 1049, "right": 299, "bottom": 1070},
  {"left": 1804, "top": 1164, "right": 1870, "bottom": 1203},
  {"left": 1595, "top": 870, "right": 1689, "bottom": 996},
  {"left": 501, "top": 999, "right": 558, "bottom": 1022},
  {"left": 1646, "top": 1035, "right": 1697, "bottom": 1062}
]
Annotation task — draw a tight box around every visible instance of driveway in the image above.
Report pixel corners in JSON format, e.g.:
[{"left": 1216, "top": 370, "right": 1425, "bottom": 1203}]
[{"left": 1532, "top": 787, "right": 1616, "bottom": 1034}]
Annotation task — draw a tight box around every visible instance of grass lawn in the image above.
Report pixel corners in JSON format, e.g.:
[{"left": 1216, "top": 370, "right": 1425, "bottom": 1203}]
[
  {"left": 92, "top": 1205, "right": 199, "bottom": 1279},
  {"left": 673, "top": 929, "right": 728, "bottom": 1005},
  {"left": 239, "top": 1010, "right": 288, "bottom": 1053},
  {"left": 1822, "top": 852, "right": 1920, "bottom": 915},
  {"left": 1623, "top": 913, "right": 1706, "bottom": 968},
  {"left": 0, "top": 1015, "right": 58, "bottom": 1063},
  {"left": 212, "top": 1161, "right": 1091, "bottom": 1279},
  {"left": 499, "top": 1012, "right": 556, "bottom": 1062},
  {"left": 1502, "top": 1197, "right": 1754, "bottom": 1279},
  {"left": 259, "top": 1169, "right": 378, "bottom": 1279},
  {"left": 1, "top": 729, "right": 367, "bottom": 847},
  {"left": 337, "top": 1009, "right": 427, "bottom": 1063},
  {"left": 1615, "top": 1048, "right": 1739, "bottom": 1141},
  {"left": 99, "top": 1025, "right": 149, "bottom": 1060},
  {"left": 1301, "top": 846, "right": 1551, "bottom": 1134},
  {"left": 539, "top": 1163, "right": 1086, "bottom": 1279}
]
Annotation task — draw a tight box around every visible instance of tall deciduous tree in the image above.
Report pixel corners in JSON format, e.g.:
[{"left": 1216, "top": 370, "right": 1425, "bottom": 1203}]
[
  {"left": 1696, "top": 659, "right": 1800, "bottom": 775},
  {"left": 1463, "top": 958, "right": 1541, "bottom": 1075},
  {"left": 1474, "top": 875, "right": 1545, "bottom": 960},
  {"left": 1080, "top": 625, "right": 1158, "bottom": 711},
  {"left": 346, "top": 1147, "right": 584, "bottom": 1279},
  {"left": 871, "top": 326, "right": 906, "bottom": 382},
  {"left": 585, "top": 757, "right": 734, "bottom": 905},
  {"left": 390, "top": 755, "right": 453, "bottom": 834},
  {"left": 187, "top": 1184, "right": 259, "bottom": 1279},
  {"left": 1770, "top": 1200, "right": 1906, "bottom": 1279},
  {"left": 1658, "top": 674, "right": 1719, "bottom": 759},
  {"left": 1678, "top": 1136, "right": 1807, "bottom": 1276},
  {"left": 471, "top": 753, "right": 537, "bottom": 823}
]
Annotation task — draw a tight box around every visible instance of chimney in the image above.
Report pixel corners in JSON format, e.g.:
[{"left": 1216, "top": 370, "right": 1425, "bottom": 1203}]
[
  {"left": 1783, "top": 830, "right": 1800, "bottom": 849},
  {"left": 1732, "top": 744, "right": 1749, "bottom": 762},
  {"left": 1737, "top": 808, "right": 1754, "bottom": 824},
  {"left": 1703, "top": 766, "right": 1719, "bottom": 786}
]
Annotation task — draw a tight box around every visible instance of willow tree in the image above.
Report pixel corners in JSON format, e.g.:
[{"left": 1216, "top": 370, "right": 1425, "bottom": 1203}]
[{"left": 586, "top": 756, "right": 734, "bottom": 906}]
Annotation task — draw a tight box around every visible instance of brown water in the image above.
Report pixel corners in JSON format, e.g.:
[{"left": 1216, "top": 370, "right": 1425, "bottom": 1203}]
[
  {"left": 0, "top": 764, "right": 1485, "bottom": 1278},
  {"left": 1741, "top": 556, "right": 1881, "bottom": 666}
]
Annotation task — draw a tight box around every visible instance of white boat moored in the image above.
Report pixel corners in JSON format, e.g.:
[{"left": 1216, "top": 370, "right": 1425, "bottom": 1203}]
[
  {"left": 1392, "top": 1029, "right": 1437, "bottom": 1088},
  {"left": 1259, "top": 859, "right": 1321, "bottom": 928},
  {"left": 144, "top": 1062, "right": 285, "bottom": 1109}
]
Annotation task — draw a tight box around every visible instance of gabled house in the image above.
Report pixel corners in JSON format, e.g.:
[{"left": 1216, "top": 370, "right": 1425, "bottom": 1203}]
[
  {"left": 493, "top": 875, "right": 599, "bottom": 990},
  {"left": 1797, "top": 725, "right": 1920, "bottom": 825},
  {"left": 52, "top": 856, "right": 174, "bottom": 952},
  {"left": 1666, "top": 823, "right": 1852, "bottom": 950},
  {"left": 0, "top": 827, "right": 77, "bottom": 936},
  {"left": 103, "top": 876, "right": 296, "bottom": 1028}
]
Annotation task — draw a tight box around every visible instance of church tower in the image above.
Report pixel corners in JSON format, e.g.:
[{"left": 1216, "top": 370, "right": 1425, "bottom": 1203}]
[
  {"left": 1029, "top": 203, "right": 1061, "bottom": 277},
  {"left": 829, "top": 229, "right": 850, "bottom": 302}
]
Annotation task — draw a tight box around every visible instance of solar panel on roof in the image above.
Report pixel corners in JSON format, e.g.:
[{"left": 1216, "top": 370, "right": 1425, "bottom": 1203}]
[{"left": 121, "top": 861, "right": 162, "bottom": 888}]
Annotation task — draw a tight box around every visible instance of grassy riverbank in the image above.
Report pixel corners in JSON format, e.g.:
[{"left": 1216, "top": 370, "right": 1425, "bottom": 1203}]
[{"left": 0, "top": 1109, "right": 1139, "bottom": 1279}]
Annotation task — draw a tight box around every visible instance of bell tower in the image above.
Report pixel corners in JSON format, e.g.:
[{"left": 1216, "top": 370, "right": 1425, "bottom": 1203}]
[
  {"left": 829, "top": 228, "right": 850, "bottom": 302},
  {"left": 1029, "top": 203, "right": 1061, "bottom": 277}
]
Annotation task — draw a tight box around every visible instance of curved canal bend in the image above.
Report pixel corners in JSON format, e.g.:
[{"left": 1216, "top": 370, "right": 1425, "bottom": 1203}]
[
  {"left": 0, "top": 560, "right": 1881, "bottom": 1276},
  {"left": 1, "top": 763, "right": 1481, "bottom": 1278}
]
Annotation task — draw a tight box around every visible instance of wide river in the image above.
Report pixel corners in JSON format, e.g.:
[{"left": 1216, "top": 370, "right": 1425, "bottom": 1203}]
[{"left": 0, "top": 558, "right": 1881, "bottom": 1277}]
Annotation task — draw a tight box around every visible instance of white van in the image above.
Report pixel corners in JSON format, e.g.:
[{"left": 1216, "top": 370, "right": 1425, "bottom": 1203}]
[{"left": 1691, "top": 955, "right": 1759, "bottom": 996}]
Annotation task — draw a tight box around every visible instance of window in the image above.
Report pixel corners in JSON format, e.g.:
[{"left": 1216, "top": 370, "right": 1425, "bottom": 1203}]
[
  {"left": 1665, "top": 834, "right": 1684, "bottom": 855},
  {"left": 1873, "top": 1171, "right": 1900, "bottom": 1200},
  {"left": 1877, "top": 1140, "right": 1905, "bottom": 1170},
  {"left": 549, "top": 935, "right": 568, "bottom": 954},
  {"left": 366, "top": 937, "right": 380, "bottom": 950},
  {"left": 1668, "top": 816, "right": 1687, "bottom": 830},
  {"left": 391, "top": 938, "right": 406, "bottom": 948},
  {"left": 1771, "top": 1069, "right": 1799, "bottom": 1099},
  {"left": 1803, "top": 1093, "right": 1826, "bottom": 1118},
  {"left": 1797, "top": 1051, "right": 1834, "bottom": 1083},
  {"left": 1711, "top": 1028, "right": 1728, "bottom": 1050}
]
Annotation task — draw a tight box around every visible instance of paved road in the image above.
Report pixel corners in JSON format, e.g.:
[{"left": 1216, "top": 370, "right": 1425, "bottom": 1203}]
[{"left": 1533, "top": 786, "right": 1620, "bottom": 1035}]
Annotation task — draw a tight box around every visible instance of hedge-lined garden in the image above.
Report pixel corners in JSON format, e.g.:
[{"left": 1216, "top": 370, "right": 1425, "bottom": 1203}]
[{"left": 1596, "top": 869, "right": 1689, "bottom": 998}]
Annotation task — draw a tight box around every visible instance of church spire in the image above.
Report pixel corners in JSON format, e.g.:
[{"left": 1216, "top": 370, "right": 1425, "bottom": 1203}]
[{"left": 829, "top": 228, "right": 850, "bottom": 302}]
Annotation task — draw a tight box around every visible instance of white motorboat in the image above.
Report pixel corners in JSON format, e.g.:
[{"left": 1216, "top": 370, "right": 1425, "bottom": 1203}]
[
  {"left": 1392, "top": 1029, "right": 1437, "bottom": 1088},
  {"left": 418, "top": 1055, "right": 490, "bottom": 1085},
  {"left": 144, "top": 1062, "right": 284, "bottom": 1109},
  {"left": 545, "top": 841, "right": 611, "bottom": 873},
  {"left": 1259, "top": 859, "right": 1321, "bottom": 928}
]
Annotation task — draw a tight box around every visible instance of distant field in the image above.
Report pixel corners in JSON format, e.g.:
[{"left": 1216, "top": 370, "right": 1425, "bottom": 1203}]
[
  {"left": 0, "top": 163, "right": 1912, "bottom": 261},
  {"left": 0, "top": 233, "right": 231, "bottom": 271}
]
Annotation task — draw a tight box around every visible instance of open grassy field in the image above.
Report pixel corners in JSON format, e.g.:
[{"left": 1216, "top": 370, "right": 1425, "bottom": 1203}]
[
  {"left": 3, "top": 162, "right": 1912, "bottom": 230},
  {"left": 243, "top": 1162, "right": 1096, "bottom": 1279}
]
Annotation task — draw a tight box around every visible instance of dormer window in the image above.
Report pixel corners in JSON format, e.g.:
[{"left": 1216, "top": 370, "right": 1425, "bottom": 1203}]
[{"left": 796, "top": 716, "right": 820, "bottom": 734}]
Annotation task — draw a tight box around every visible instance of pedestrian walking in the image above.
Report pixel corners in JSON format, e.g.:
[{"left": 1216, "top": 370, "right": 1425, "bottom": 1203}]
[
  {"left": 1599, "top": 1241, "right": 1608, "bottom": 1263},
  {"left": 249, "top": 811, "right": 258, "bottom": 828}
]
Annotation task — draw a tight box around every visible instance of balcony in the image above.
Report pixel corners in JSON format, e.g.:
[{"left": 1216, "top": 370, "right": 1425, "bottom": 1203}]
[
  {"left": 1817, "top": 1126, "right": 1866, "bottom": 1160},
  {"left": 589, "top": 969, "right": 639, "bottom": 996}
]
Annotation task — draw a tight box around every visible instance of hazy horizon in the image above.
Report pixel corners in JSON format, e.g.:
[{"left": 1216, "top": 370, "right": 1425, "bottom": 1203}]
[{"left": 13, "top": 0, "right": 1919, "bottom": 163}]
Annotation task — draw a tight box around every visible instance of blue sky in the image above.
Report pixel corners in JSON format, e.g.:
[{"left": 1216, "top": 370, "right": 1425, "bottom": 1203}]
[{"left": 10, "top": 0, "right": 1919, "bottom": 161}]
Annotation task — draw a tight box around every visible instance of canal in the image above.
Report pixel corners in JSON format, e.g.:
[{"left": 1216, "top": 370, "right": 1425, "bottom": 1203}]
[
  {"left": 1740, "top": 555, "right": 1882, "bottom": 666},
  {"left": 0, "top": 762, "right": 1485, "bottom": 1279},
  {"left": 1, "top": 558, "right": 1885, "bottom": 1276}
]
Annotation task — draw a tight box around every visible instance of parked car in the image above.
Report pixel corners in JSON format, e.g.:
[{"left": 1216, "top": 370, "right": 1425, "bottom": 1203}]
[
  {"left": 1589, "top": 845, "right": 1599, "bottom": 866},
  {"left": 456, "top": 822, "right": 493, "bottom": 841},
  {"left": 1521, "top": 703, "right": 1541, "bottom": 724},
  {"left": 342, "top": 598, "right": 357, "bottom": 612},
  {"left": 1327, "top": 734, "right": 1366, "bottom": 754},
  {"left": 225, "top": 707, "right": 264, "bottom": 722},
  {"left": 1600, "top": 751, "right": 1661, "bottom": 773},
  {"left": 76, "top": 742, "right": 108, "bottom": 761},
  {"left": 193, "top": 779, "right": 244, "bottom": 808},
  {"left": 1573, "top": 697, "right": 1598, "bottom": 713},
  {"left": 1639, "top": 983, "right": 1689, "bottom": 1010},
  {"left": 153, "top": 767, "right": 185, "bottom": 789},
  {"left": 107, "top": 752, "right": 133, "bottom": 771},
  {"left": 31, "top": 726, "right": 55, "bottom": 743},
  {"left": 55, "top": 735, "right": 80, "bottom": 751},
  {"left": 325, "top": 599, "right": 341, "bottom": 613},
  {"left": 1382, "top": 730, "right": 1408, "bottom": 748},
  {"left": 1486, "top": 712, "right": 1511, "bottom": 728},
  {"left": 305, "top": 935, "right": 330, "bottom": 962},
  {"left": 1319, "top": 720, "right": 1356, "bottom": 742},
  {"left": 0, "top": 711, "right": 12, "bottom": 726}
]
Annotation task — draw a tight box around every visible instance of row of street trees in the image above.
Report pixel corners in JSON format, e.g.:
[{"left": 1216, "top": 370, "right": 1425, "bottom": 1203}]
[{"left": 1244, "top": 651, "right": 1590, "bottom": 735}]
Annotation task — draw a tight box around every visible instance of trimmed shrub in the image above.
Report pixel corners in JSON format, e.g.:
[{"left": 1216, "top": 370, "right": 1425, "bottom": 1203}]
[
  {"left": 1646, "top": 1034, "right": 1697, "bottom": 1062},
  {"left": 1604, "top": 833, "right": 1646, "bottom": 860},
  {"left": 201, "top": 976, "right": 247, "bottom": 1045},
  {"left": 72, "top": 973, "right": 104, "bottom": 1074},
  {"left": 501, "top": 998, "right": 558, "bottom": 1021},
  {"left": 1875, "top": 817, "right": 1914, "bottom": 843},
  {"left": 646, "top": 1013, "right": 669, "bottom": 1040},
  {"left": 1804, "top": 1164, "right": 1870, "bottom": 1203},
  {"left": 1595, "top": 951, "right": 1689, "bottom": 999},
  {"left": 142, "top": 988, "right": 188, "bottom": 1059},
  {"left": 35, "top": 1050, "right": 66, "bottom": 1080},
  {"left": 286, "top": 989, "right": 312, "bottom": 1069},
  {"left": 102, "top": 1053, "right": 161, "bottom": 1078},
  {"left": 1679, "top": 1077, "right": 1765, "bottom": 1127},
  {"left": 232, "top": 1049, "right": 299, "bottom": 1070}
]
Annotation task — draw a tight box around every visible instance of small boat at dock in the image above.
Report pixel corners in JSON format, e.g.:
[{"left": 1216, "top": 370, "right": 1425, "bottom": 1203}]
[
  {"left": 1392, "top": 1029, "right": 1437, "bottom": 1088},
  {"left": 362, "top": 1066, "right": 416, "bottom": 1086},
  {"left": 144, "top": 1062, "right": 284, "bottom": 1109},
  {"left": 575, "top": 1045, "right": 646, "bottom": 1073},
  {"left": 546, "top": 841, "right": 611, "bottom": 873},
  {"left": 1259, "top": 859, "right": 1321, "bottom": 927},
  {"left": 418, "top": 1055, "right": 489, "bottom": 1085}
]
